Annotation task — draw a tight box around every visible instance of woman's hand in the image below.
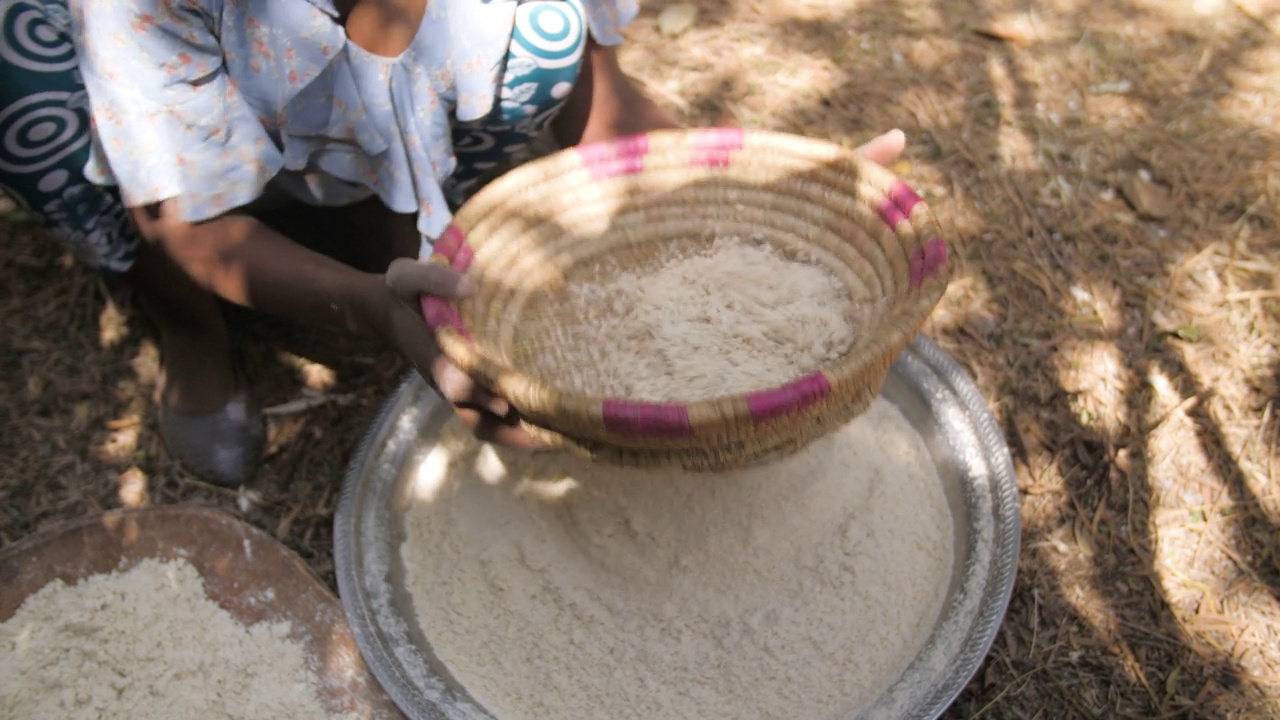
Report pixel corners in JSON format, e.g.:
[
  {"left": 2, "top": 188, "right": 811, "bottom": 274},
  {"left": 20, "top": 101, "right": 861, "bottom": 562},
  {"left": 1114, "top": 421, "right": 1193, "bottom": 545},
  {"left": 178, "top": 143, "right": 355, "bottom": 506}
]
[
  {"left": 855, "top": 129, "right": 906, "bottom": 168},
  {"left": 381, "top": 258, "right": 542, "bottom": 448},
  {"left": 134, "top": 199, "right": 539, "bottom": 448}
]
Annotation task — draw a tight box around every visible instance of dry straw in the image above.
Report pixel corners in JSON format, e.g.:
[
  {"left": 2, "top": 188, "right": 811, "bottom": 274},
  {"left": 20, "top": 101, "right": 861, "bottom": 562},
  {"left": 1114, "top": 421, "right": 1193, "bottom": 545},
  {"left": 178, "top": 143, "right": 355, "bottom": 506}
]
[{"left": 423, "top": 128, "right": 951, "bottom": 471}]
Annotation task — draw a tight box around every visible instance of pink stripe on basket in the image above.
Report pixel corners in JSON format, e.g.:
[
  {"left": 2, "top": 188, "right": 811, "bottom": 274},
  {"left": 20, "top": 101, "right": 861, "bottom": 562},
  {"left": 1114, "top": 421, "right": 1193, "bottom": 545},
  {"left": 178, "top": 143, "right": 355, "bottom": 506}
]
[
  {"left": 577, "top": 134, "right": 650, "bottom": 180},
  {"left": 879, "top": 200, "right": 907, "bottom": 228},
  {"left": 746, "top": 372, "right": 832, "bottom": 423},
  {"left": 419, "top": 297, "right": 470, "bottom": 340},
  {"left": 433, "top": 224, "right": 466, "bottom": 262},
  {"left": 450, "top": 243, "right": 474, "bottom": 273},
  {"left": 690, "top": 127, "right": 745, "bottom": 168},
  {"left": 924, "top": 237, "right": 948, "bottom": 268},
  {"left": 601, "top": 399, "right": 693, "bottom": 438},
  {"left": 909, "top": 238, "right": 949, "bottom": 288},
  {"left": 889, "top": 180, "right": 922, "bottom": 219},
  {"left": 878, "top": 180, "right": 923, "bottom": 230}
]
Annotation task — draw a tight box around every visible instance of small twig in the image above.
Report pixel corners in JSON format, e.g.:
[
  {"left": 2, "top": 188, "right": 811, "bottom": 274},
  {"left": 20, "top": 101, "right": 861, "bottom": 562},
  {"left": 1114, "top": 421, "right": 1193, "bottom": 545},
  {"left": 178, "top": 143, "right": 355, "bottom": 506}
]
[
  {"left": 1115, "top": 619, "right": 1190, "bottom": 649},
  {"left": 1189, "top": 480, "right": 1231, "bottom": 569},
  {"left": 1146, "top": 392, "right": 1206, "bottom": 435},
  {"left": 263, "top": 393, "right": 356, "bottom": 416},
  {"left": 1225, "top": 289, "right": 1280, "bottom": 301},
  {"left": 95, "top": 276, "right": 114, "bottom": 305},
  {"left": 1031, "top": 587, "right": 1040, "bottom": 656},
  {"left": 964, "top": 667, "right": 1041, "bottom": 720},
  {"left": 275, "top": 501, "right": 304, "bottom": 540},
  {"left": 1232, "top": 1, "right": 1280, "bottom": 35},
  {"left": 1130, "top": 703, "right": 1206, "bottom": 720},
  {"left": 1266, "top": 401, "right": 1276, "bottom": 489},
  {"left": 1206, "top": 533, "right": 1265, "bottom": 587}
]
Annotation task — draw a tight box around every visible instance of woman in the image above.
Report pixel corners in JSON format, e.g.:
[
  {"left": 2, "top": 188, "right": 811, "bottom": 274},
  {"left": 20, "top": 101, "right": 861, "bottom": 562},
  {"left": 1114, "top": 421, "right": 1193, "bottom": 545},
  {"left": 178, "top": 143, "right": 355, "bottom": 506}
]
[{"left": 1, "top": 0, "right": 907, "bottom": 486}]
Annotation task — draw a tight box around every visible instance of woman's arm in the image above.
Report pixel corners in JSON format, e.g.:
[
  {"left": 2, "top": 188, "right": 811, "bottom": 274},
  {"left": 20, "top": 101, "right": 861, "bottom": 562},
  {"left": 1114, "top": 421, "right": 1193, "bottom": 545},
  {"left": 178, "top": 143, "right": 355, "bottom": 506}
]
[
  {"left": 551, "top": 39, "right": 908, "bottom": 169},
  {"left": 131, "top": 201, "right": 537, "bottom": 446},
  {"left": 131, "top": 202, "right": 389, "bottom": 338},
  {"left": 552, "top": 39, "right": 681, "bottom": 148}
]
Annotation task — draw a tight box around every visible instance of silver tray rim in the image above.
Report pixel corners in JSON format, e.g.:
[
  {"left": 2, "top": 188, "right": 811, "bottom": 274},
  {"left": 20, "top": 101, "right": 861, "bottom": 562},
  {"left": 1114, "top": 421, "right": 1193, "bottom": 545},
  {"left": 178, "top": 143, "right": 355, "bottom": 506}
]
[{"left": 334, "top": 335, "right": 1021, "bottom": 720}]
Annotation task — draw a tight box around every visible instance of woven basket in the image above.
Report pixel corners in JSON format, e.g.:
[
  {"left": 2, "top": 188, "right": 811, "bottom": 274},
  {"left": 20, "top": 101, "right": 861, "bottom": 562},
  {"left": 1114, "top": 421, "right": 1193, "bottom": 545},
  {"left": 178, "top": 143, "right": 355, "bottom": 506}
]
[{"left": 422, "top": 128, "right": 952, "bottom": 471}]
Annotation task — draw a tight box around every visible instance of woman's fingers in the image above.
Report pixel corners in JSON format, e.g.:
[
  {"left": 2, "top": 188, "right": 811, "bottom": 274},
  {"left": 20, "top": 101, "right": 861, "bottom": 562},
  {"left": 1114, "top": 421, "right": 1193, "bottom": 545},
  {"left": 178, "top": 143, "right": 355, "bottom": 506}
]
[
  {"left": 381, "top": 259, "right": 537, "bottom": 448},
  {"left": 426, "top": 359, "right": 539, "bottom": 447},
  {"left": 430, "top": 355, "right": 510, "bottom": 417},
  {"left": 453, "top": 407, "right": 543, "bottom": 448},
  {"left": 428, "top": 357, "right": 539, "bottom": 447},
  {"left": 385, "top": 257, "right": 477, "bottom": 301},
  {"left": 856, "top": 129, "right": 906, "bottom": 168}
]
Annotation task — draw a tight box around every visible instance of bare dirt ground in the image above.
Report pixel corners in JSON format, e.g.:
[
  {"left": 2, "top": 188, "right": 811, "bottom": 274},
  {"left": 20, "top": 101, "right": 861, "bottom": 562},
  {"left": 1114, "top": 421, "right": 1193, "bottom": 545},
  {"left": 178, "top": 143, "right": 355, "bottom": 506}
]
[{"left": 3, "top": 1, "right": 1280, "bottom": 718}]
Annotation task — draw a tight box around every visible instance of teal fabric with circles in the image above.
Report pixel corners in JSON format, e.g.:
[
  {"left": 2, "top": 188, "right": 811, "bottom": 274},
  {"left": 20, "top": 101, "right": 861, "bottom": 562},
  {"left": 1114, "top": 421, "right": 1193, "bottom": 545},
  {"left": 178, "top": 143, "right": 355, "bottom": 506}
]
[{"left": 445, "top": 0, "right": 589, "bottom": 205}]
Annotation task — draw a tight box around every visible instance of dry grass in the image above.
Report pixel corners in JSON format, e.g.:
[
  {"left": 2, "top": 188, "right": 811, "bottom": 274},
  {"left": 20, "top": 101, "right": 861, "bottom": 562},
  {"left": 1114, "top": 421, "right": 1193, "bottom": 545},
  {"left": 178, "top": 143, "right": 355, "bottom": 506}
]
[
  {"left": 0, "top": 229, "right": 406, "bottom": 583},
  {"left": 3, "top": 0, "right": 1280, "bottom": 717}
]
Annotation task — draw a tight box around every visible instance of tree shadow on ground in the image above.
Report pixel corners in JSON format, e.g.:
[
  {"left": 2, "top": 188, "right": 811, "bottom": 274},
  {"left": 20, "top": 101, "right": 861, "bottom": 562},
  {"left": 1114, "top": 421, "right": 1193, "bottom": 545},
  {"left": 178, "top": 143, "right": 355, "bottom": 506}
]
[{"left": 628, "top": 0, "right": 1280, "bottom": 716}]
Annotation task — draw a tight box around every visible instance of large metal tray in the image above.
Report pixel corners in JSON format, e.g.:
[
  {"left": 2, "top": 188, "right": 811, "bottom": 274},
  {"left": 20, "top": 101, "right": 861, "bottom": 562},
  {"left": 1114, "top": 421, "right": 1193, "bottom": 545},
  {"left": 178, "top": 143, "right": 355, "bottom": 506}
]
[{"left": 335, "top": 336, "right": 1020, "bottom": 720}]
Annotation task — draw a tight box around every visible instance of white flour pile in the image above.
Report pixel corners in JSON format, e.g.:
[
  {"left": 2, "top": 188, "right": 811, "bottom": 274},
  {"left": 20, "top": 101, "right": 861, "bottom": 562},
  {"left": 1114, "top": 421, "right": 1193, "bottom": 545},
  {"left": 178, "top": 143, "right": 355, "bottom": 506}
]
[
  {"left": 522, "top": 236, "right": 864, "bottom": 401},
  {"left": 400, "top": 397, "right": 955, "bottom": 720},
  {"left": 0, "top": 558, "right": 344, "bottom": 720}
]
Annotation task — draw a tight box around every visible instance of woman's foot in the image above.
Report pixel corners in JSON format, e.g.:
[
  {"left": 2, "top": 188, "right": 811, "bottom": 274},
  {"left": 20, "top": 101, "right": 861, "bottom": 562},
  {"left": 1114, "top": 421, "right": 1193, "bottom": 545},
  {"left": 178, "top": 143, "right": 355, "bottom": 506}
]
[
  {"left": 157, "top": 383, "right": 265, "bottom": 488},
  {"left": 155, "top": 331, "right": 264, "bottom": 488},
  {"left": 156, "top": 329, "right": 240, "bottom": 415}
]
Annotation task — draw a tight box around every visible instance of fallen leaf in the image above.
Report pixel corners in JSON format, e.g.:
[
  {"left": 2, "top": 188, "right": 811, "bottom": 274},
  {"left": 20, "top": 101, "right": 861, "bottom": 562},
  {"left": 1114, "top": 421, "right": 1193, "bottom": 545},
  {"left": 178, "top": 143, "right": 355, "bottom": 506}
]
[
  {"left": 236, "top": 487, "right": 263, "bottom": 514},
  {"left": 98, "top": 298, "right": 129, "bottom": 349},
  {"left": 301, "top": 362, "right": 337, "bottom": 391},
  {"left": 25, "top": 375, "right": 44, "bottom": 401},
  {"left": 972, "top": 14, "right": 1044, "bottom": 44},
  {"left": 118, "top": 466, "right": 149, "bottom": 508},
  {"left": 1166, "top": 665, "right": 1182, "bottom": 699},
  {"left": 130, "top": 341, "right": 161, "bottom": 387},
  {"left": 1088, "top": 81, "right": 1134, "bottom": 95},
  {"left": 265, "top": 415, "right": 307, "bottom": 456},
  {"left": 1112, "top": 210, "right": 1138, "bottom": 226},
  {"left": 1119, "top": 173, "right": 1176, "bottom": 220},
  {"left": 278, "top": 351, "right": 337, "bottom": 391},
  {"left": 98, "top": 426, "right": 140, "bottom": 461},
  {"left": 72, "top": 403, "right": 92, "bottom": 430},
  {"left": 1073, "top": 517, "right": 1096, "bottom": 558},
  {"left": 1173, "top": 325, "right": 1204, "bottom": 343},
  {"left": 657, "top": 3, "right": 698, "bottom": 37},
  {"left": 106, "top": 414, "right": 141, "bottom": 431}
]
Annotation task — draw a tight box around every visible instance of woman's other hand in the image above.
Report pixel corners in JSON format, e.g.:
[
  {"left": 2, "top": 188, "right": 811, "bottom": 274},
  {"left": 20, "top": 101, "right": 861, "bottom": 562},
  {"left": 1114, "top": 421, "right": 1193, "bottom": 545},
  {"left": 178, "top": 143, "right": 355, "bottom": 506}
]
[
  {"left": 855, "top": 129, "right": 907, "bottom": 168},
  {"left": 382, "top": 258, "right": 541, "bottom": 448}
]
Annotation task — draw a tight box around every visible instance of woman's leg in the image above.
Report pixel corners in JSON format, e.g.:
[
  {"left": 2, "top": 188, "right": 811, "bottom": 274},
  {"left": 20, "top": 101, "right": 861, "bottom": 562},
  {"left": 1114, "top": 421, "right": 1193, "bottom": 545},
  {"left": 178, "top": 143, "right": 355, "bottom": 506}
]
[{"left": 125, "top": 243, "right": 238, "bottom": 415}]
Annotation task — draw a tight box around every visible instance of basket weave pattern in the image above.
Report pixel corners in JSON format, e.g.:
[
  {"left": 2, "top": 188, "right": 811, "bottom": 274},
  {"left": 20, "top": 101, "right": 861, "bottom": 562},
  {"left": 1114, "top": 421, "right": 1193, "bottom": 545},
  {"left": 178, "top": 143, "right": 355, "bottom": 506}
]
[{"left": 422, "top": 128, "right": 951, "bottom": 471}]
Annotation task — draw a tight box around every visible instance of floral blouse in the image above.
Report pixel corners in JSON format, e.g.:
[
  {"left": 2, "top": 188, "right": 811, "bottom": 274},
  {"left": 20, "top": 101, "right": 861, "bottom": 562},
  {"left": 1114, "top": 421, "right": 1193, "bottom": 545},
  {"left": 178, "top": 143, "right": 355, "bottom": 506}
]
[{"left": 68, "top": 0, "right": 637, "bottom": 250}]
